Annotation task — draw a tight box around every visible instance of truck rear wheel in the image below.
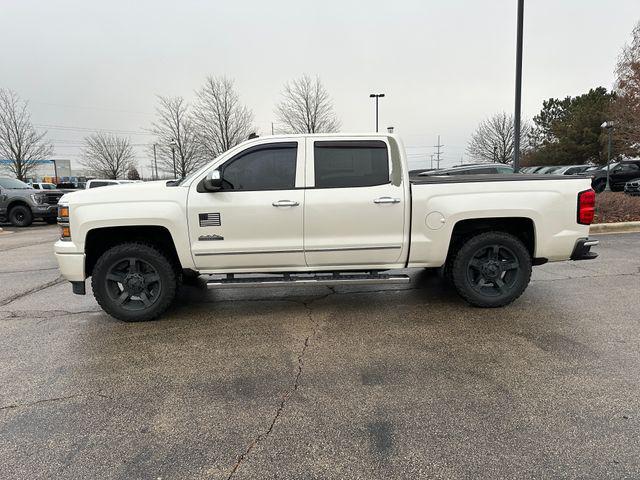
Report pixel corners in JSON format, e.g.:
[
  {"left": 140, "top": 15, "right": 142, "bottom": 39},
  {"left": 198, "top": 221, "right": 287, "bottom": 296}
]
[
  {"left": 91, "top": 243, "right": 177, "bottom": 322},
  {"left": 9, "top": 205, "right": 33, "bottom": 227},
  {"left": 451, "top": 232, "right": 532, "bottom": 308}
]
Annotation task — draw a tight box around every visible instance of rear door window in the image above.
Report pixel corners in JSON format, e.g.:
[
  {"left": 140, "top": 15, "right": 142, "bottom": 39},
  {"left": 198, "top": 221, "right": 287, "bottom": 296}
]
[{"left": 313, "top": 141, "right": 389, "bottom": 188}]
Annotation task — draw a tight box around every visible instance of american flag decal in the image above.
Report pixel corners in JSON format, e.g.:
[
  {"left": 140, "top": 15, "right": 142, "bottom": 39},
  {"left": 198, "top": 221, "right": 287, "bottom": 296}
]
[{"left": 199, "top": 212, "right": 221, "bottom": 227}]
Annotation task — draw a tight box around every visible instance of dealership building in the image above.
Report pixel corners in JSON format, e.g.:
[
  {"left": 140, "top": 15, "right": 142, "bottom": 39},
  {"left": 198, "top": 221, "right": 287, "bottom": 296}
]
[{"left": 0, "top": 159, "right": 80, "bottom": 182}]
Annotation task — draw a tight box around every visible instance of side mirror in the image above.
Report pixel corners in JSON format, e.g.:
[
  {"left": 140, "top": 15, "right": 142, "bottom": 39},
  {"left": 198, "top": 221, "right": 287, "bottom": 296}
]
[{"left": 203, "top": 169, "right": 223, "bottom": 191}]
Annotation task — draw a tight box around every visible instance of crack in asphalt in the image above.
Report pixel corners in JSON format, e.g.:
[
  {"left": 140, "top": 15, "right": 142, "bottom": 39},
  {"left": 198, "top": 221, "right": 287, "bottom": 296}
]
[
  {"left": 0, "top": 309, "right": 101, "bottom": 319},
  {"left": 530, "top": 271, "right": 640, "bottom": 283},
  {"left": 225, "top": 291, "right": 333, "bottom": 480},
  {"left": 0, "top": 276, "right": 65, "bottom": 307},
  {"left": 0, "top": 266, "right": 59, "bottom": 274},
  {"left": 0, "top": 392, "right": 111, "bottom": 411},
  {"left": 0, "top": 239, "right": 55, "bottom": 253}
]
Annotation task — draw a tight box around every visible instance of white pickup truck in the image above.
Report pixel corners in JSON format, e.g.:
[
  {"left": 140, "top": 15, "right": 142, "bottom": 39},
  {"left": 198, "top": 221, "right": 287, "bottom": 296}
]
[{"left": 54, "top": 134, "right": 598, "bottom": 322}]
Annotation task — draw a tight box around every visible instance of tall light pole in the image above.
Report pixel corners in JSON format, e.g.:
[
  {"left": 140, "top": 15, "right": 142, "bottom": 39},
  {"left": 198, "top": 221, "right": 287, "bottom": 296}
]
[
  {"left": 369, "top": 93, "right": 385, "bottom": 132},
  {"left": 601, "top": 121, "right": 614, "bottom": 192},
  {"left": 152, "top": 144, "right": 159, "bottom": 180},
  {"left": 169, "top": 139, "right": 178, "bottom": 179},
  {"left": 512, "top": 0, "right": 525, "bottom": 172}
]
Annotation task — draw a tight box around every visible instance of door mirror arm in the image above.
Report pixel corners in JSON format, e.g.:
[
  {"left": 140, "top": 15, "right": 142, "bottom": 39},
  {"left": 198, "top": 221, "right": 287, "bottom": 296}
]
[{"left": 203, "top": 169, "right": 223, "bottom": 192}]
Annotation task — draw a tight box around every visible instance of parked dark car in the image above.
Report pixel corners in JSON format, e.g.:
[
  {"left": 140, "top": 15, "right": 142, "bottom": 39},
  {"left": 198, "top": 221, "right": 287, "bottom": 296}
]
[
  {"left": 417, "top": 163, "right": 514, "bottom": 177},
  {"left": 0, "top": 177, "right": 64, "bottom": 227},
  {"left": 563, "top": 165, "right": 592, "bottom": 175},
  {"left": 591, "top": 160, "right": 640, "bottom": 193},
  {"left": 624, "top": 178, "right": 640, "bottom": 196}
]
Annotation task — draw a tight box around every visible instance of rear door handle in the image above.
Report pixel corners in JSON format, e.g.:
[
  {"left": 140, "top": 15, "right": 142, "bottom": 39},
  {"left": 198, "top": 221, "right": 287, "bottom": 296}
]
[
  {"left": 272, "top": 200, "right": 300, "bottom": 207},
  {"left": 374, "top": 197, "right": 401, "bottom": 204}
]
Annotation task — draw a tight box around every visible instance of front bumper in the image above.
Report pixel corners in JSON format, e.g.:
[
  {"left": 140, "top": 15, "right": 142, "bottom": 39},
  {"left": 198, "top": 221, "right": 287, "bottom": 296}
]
[
  {"left": 624, "top": 185, "right": 640, "bottom": 195},
  {"left": 570, "top": 238, "right": 599, "bottom": 261},
  {"left": 54, "top": 239, "right": 86, "bottom": 282},
  {"left": 33, "top": 205, "right": 59, "bottom": 217}
]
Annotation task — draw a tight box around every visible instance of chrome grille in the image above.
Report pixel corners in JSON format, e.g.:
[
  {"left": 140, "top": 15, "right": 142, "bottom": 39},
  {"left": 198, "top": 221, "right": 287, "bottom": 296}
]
[{"left": 44, "top": 192, "right": 64, "bottom": 205}]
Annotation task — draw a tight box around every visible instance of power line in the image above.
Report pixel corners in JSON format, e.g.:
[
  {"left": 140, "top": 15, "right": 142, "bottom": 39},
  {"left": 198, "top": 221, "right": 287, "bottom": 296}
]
[
  {"left": 35, "top": 123, "right": 153, "bottom": 136},
  {"left": 29, "top": 100, "right": 154, "bottom": 116}
]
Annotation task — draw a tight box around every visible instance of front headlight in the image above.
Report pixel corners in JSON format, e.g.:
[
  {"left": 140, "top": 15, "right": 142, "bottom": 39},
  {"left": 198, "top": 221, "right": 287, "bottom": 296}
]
[
  {"left": 30, "top": 193, "right": 46, "bottom": 205},
  {"left": 57, "top": 204, "right": 71, "bottom": 241}
]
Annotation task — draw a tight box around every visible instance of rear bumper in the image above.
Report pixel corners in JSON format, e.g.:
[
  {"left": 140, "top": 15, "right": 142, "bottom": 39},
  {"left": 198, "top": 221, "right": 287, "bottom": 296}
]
[{"left": 570, "top": 238, "right": 599, "bottom": 261}]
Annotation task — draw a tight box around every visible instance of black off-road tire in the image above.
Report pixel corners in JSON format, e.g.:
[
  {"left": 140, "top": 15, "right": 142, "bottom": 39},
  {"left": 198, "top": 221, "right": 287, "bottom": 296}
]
[
  {"left": 9, "top": 205, "right": 33, "bottom": 227},
  {"left": 91, "top": 243, "right": 177, "bottom": 322},
  {"left": 451, "top": 231, "right": 532, "bottom": 308}
]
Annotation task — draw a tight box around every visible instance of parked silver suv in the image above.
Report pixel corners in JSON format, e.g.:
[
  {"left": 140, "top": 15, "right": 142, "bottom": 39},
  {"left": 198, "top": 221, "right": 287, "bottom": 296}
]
[{"left": 0, "top": 177, "right": 64, "bottom": 227}]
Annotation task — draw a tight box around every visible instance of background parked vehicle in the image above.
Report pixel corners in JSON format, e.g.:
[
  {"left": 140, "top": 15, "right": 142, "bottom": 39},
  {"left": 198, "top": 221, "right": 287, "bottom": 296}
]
[
  {"left": 85, "top": 179, "right": 140, "bottom": 189},
  {"left": 416, "top": 163, "right": 514, "bottom": 177},
  {"left": 0, "top": 177, "right": 63, "bottom": 226},
  {"left": 29, "top": 182, "right": 58, "bottom": 190},
  {"left": 591, "top": 160, "right": 640, "bottom": 192},
  {"left": 624, "top": 178, "right": 640, "bottom": 196}
]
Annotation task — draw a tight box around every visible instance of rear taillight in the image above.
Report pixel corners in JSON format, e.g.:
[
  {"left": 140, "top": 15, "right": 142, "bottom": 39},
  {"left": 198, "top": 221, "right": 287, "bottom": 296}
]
[{"left": 577, "top": 189, "right": 596, "bottom": 225}]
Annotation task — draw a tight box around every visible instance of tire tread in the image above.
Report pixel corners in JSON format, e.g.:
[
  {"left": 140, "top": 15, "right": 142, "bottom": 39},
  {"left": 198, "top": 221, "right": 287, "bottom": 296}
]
[
  {"left": 91, "top": 242, "right": 177, "bottom": 322},
  {"left": 451, "top": 231, "right": 532, "bottom": 308}
]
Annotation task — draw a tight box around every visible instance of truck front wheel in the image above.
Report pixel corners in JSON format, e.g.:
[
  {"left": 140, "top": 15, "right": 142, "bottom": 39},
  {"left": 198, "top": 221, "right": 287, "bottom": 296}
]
[
  {"left": 9, "top": 205, "right": 33, "bottom": 227},
  {"left": 91, "top": 243, "right": 177, "bottom": 322},
  {"left": 451, "top": 232, "right": 532, "bottom": 308}
]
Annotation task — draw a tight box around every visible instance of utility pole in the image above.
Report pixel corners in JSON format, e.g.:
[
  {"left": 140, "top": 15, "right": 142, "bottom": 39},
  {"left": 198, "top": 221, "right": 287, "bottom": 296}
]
[
  {"left": 271, "top": 122, "right": 274, "bottom": 135},
  {"left": 433, "top": 135, "right": 444, "bottom": 170},
  {"left": 513, "top": 0, "right": 525, "bottom": 172},
  {"left": 52, "top": 159, "right": 58, "bottom": 183},
  {"left": 152, "top": 144, "right": 158, "bottom": 180}
]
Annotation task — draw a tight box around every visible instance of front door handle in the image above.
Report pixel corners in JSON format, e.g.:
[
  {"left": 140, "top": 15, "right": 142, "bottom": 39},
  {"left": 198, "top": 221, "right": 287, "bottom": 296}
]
[
  {"left": 272, "top": 200, "right": 300, "bottom": 207},
  {"left": 374, "top": 197, "right": 401, "bottom": 204}
]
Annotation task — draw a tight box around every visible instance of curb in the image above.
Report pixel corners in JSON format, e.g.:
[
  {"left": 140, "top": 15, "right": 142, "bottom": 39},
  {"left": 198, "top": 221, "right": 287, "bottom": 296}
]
[{"left": 590, "top": 221, "right": 640, "bottom": 234}]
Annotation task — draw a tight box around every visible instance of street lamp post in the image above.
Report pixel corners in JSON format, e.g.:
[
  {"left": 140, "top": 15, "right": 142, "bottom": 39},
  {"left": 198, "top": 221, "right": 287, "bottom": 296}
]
[
  {"left": 601, "top": 121, "right": 614, "bottom": 192},
  {"left": 169, "top": 139, "right": 178, "bottom": 179},
  {"left": 369, "top": 93, "right": 385, "bottom": 132},
  {"left": 152, "top": 144, "right": 159, "bottom": 180}
]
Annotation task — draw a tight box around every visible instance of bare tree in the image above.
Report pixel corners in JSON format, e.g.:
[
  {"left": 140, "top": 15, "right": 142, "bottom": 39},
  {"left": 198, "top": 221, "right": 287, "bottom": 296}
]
[
  {"left": 0, "top": 89, "right": 53, "bottom": 180},
  {"left": 149, "top": 96, "right": 204, "bottom": 178},
  {"left": 81, "top": 133, "right": 136, "bottom": 179},
  {"left": 467, "top": 112, "right": 531, "bottom": 164},
  {"left": 612, "top": 21, "right": 640, "bottom": 158},
  {"left": 193, "top": 76, "right": 255, "bottom": 158},
  {"left": 275, "top": 75, "right": 341, "bottom": 133}
]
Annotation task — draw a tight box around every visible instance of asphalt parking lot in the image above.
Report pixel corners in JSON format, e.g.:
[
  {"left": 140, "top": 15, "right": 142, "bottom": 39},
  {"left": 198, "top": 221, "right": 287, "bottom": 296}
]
[{"left": 1, "top": 225, "right": 639, "bottom": 479}]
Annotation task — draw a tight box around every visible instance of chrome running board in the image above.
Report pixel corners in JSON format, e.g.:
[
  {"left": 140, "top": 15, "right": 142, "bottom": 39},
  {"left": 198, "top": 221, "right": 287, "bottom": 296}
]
[{"left": 206, "top": 272, "right": 410, "bottom": 289}]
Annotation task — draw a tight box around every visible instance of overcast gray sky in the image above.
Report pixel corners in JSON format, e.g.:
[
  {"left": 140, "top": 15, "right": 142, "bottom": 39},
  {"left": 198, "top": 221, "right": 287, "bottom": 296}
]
[{"left": 2, "top": 0, "right": 638, "bottom": 174}]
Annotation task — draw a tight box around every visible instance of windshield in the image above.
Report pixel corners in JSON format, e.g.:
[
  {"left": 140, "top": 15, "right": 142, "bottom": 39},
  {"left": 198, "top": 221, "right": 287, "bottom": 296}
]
[
  {"left": 41, "top": 183, "right": 56, "bottom": 189},
  {"left": 0, "top": 178, "right": 31, "bottom": 189}
]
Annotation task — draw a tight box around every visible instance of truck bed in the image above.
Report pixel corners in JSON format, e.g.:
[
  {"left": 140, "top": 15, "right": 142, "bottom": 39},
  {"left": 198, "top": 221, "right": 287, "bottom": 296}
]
[{"left": 410, "top": 174, "right": 588, "bottom": 184}]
